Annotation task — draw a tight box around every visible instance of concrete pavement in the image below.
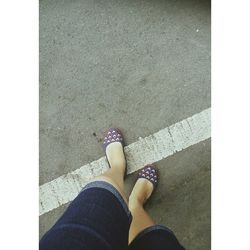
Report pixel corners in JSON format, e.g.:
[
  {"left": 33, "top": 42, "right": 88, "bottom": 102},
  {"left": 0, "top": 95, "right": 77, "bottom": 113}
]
[{"left": 40, "top": 0, "right": 210, "bottom": 248}]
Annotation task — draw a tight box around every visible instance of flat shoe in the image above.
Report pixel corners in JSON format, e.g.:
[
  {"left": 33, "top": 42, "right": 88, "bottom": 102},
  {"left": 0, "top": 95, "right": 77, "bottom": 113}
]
[{"left": 103, "top": 128, "right": 127, "bottom": 177}]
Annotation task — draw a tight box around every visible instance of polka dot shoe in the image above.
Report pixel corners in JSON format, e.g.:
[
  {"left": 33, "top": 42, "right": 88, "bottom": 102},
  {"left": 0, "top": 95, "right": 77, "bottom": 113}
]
[
  {"left": 103, "top": 128, "right": 127, "bottom": 176},
  {"left": 103, "top": 128, "right": 124, "bottom": 149},
  {"left": 138, "top": 164, "right": 158, "bottom": 188}
]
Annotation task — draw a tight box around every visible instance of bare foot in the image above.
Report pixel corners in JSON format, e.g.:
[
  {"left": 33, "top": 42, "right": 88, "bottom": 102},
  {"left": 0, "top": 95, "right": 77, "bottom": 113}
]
[
  {"left": 129, "top": 178, "right": 154, "bottom": 209},
  {"left": 106, "top": 142, "right": 126, "bottom": 175}
]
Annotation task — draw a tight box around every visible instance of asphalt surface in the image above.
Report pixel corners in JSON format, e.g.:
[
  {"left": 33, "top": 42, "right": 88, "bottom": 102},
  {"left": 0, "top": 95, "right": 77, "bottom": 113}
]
[{"left": 40, "top": 0, "right": 211, "bottom": 248}]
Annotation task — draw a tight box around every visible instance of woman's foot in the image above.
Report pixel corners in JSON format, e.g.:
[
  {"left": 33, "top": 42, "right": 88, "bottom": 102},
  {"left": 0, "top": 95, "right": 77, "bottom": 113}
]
[
  {"left": 128, "top": 165, "right": 157, "bottom": 243},
  {"left": 129, "top": 165, "right": 158, "bottom": 209},
  {"left": 103, "top": 128, "right": 126, "bottom": 175},
  {"left": 106, "top": 142, "right": 126, "bottom": 175},
  {"left": 93, "top": 128, "right": 127, "bottom": 202},
  {"left": 129, "top": 178, "right": 154, "bottom": 209}
]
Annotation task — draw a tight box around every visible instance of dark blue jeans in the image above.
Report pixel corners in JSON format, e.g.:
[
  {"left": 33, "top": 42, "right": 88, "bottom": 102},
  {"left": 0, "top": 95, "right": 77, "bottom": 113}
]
[{"left": 40, "top": 181, "right": 185, "bottom": 250}]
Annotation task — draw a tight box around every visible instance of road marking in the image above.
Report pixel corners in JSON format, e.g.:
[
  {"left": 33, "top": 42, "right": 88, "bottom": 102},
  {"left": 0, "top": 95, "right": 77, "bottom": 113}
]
[{"left": 39, "top": 108, "right": 211, "bottom": 216}]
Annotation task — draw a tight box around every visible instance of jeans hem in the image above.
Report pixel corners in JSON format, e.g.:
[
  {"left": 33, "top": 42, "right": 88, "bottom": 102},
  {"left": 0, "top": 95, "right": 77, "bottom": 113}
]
[
  {"left": 81, "top": 181, "right": 131, "bottom": 219},
  {"left": 133, "top": 224, "right": 175, "bottom": 241}
]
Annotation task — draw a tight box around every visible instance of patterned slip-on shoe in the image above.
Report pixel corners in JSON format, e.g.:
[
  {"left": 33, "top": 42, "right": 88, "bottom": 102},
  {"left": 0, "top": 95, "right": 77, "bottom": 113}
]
[
  {"left": 137, "top": 164, "right": 158, "bottom": 189},
  {"left": 103, "top": 128, "right": 127, "bottom": 177}
]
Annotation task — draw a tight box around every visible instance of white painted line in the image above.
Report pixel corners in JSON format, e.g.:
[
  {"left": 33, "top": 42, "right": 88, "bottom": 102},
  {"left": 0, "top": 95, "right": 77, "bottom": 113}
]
[{"left": 40, "top": 108, "right": 211, "bottom": 216}]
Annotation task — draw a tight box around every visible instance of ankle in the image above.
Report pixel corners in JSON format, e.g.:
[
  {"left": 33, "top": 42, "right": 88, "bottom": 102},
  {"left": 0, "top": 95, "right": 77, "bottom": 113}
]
[
  {"left": 109, "top": 159, "right": 126, "bottom": 171},
  {"left": 129, "top": 195, "right": 144, "bottom": 210}
]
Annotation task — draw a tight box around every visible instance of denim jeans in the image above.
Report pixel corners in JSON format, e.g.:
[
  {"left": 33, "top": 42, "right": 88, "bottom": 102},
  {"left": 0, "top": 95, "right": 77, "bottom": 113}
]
[{"left": 40, "top": 181, "right": 185, "bottom": 250}]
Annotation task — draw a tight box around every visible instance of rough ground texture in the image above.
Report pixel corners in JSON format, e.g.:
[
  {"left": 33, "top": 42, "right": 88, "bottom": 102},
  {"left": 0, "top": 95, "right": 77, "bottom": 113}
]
[{"left": 40, "top": 0, "right": 211, "bottom": 249}]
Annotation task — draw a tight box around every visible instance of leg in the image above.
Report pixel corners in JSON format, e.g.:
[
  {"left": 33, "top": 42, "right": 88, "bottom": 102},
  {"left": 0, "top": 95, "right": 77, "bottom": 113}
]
[
  {"left": 93, "top": 141, "right": 127, "bottom": 202},
  {"left": 128, "top": 166, "right": 185, "bottom": 250},
  {"left": 128, "top": 178, "right": 155, "bottom": 243},
  {"left": 40, "top": 130, "right": 131, "bottom": 250}
]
